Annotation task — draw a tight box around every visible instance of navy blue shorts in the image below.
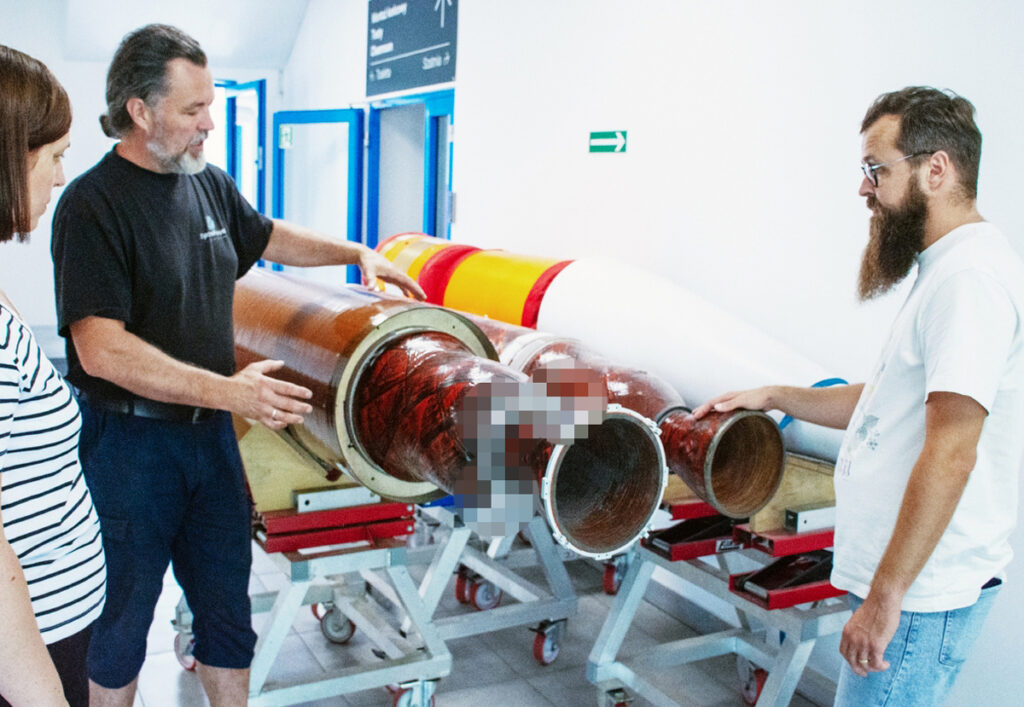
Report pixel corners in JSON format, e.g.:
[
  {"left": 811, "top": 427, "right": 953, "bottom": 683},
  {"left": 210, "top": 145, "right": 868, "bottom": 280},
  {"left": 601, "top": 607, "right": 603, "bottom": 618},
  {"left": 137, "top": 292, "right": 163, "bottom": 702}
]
[{"left": 78, "top": 403, "right": 256, "bottom": 688}]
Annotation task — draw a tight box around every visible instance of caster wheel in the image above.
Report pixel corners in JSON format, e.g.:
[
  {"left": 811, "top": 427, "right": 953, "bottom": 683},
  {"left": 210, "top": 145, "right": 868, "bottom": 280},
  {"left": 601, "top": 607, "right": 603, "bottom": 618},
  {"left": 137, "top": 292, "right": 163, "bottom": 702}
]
[
  {"left": 173, "top": 632, "right": 197, "bottom": 671},
  {"left": 454, "top": 572, "right": 471, "bottom": 604},
  {"left": 320, "top": 607, "right": 356, "bottom": 644},
  {"left": 469, "top": 580, "right": 503, "bottom": 611},
  {"left": 738, "top": 656, "right": 767, "bottom": 705},
  {"left": 532, "top": 628, "right": 561, "bottom": 666},
  {"left": 603, "top": 561, "right": 624, "bottom": 595}
]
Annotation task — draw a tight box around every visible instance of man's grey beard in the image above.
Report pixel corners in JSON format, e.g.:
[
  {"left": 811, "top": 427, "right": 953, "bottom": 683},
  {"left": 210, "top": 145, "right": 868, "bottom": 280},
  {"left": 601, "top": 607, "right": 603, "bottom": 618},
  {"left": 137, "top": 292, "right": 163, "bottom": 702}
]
[
  {"left": 146, "top": 131, "right": 208, "bottom": 175},
  {"left": 857, "top": 178, "right": 928, "bottom": 301}
]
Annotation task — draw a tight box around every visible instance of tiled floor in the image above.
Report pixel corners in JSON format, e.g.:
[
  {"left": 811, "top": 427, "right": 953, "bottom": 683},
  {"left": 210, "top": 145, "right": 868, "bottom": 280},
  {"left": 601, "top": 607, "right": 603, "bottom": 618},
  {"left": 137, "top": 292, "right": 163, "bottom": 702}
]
[{"left": 133, "top": 539, "right": 823, "bottom": 707}]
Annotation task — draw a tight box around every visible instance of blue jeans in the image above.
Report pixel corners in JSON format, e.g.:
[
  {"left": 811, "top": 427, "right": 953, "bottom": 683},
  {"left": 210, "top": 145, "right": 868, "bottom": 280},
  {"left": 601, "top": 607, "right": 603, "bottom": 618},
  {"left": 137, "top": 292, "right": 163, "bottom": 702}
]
[{"left": 834, "top": 580, "right": 1001, "bottom": 707}]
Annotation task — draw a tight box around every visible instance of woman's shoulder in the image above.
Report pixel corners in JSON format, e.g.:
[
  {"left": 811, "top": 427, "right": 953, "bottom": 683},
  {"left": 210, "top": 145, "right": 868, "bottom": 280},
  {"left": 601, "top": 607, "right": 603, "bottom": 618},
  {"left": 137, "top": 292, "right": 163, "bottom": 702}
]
[
  {"left": 0, "top": 304, "right": 33, "bottom": 365},
  {"left": 0, "top": 303, "right": 19, "bottom": 339}
]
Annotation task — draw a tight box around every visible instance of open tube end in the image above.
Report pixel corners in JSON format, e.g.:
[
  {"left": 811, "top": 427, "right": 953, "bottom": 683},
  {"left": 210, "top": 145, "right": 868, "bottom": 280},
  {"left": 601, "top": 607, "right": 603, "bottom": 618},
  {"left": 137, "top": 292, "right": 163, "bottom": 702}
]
[
  {"left": 661, "top": 409, "right": 785, "bottom": 518},
  {"left": 706, "top": 410, "right": 785, "bottom": 517},
  {"left": 452, "top": 372, "right": 608, "bottom": 538},
  {"left": 542, "top": 407, "right": 667, "bottom": 558}
]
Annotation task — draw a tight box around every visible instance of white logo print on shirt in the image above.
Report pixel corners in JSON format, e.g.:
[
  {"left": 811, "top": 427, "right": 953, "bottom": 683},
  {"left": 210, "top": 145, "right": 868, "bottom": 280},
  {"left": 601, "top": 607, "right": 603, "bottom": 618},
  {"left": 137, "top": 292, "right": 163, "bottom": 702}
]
[
  {"left": 836, "top": 366, "right": 884, "bottom": 479},
  {"left": 852, "top": 415, "right": 880, "bottom": 451},
  {"left": 199, "top": 214, "right": 228, "bottom": 241}
]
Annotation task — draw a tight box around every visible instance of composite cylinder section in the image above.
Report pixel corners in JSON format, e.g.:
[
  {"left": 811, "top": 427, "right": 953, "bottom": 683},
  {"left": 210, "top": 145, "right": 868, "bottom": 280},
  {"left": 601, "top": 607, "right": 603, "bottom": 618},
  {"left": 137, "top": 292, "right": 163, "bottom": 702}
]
[
  {"left": 469, "top": 316, "right": 784, "bottom": 519},
  {"left": 352, "top": 330, "right": 530, "bottom": 492},
  {"left": 470, "top": 316, "right": 679, "bottom": 420},
  {"left": 378, "top": 234, "right": 845, "bottom": 462},
  {"left": 233, "top": 269, "right": 498, "bottom": 503},
  {"left": 378, "top": 233, "right": 573, "bottom": 328}
]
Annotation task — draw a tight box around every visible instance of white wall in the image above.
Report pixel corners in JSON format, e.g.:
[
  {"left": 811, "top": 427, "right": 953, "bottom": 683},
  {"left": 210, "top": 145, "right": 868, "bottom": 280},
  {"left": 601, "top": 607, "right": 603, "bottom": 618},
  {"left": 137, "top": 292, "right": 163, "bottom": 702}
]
[{"left": 279, "top": 0, "right": 367, "bottom": 111}]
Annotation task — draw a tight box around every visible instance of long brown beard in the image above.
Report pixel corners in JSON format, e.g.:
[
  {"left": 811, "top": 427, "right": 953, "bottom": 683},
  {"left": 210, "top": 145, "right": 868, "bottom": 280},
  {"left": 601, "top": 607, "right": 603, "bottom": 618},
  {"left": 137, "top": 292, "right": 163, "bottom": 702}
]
[{"left": 857, "top": 178, "right": 927, "bottom": 301}]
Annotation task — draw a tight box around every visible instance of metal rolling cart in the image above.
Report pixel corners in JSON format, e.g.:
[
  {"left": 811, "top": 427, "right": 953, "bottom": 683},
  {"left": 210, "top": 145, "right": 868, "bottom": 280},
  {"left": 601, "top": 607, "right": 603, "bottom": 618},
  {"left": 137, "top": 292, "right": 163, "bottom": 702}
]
[
  {"left": 587, "top": 517, "right": 849, "bottom": 707},
  {"left": 349, "top": 397, "right": 670, "bottom": 671},
  {"left": 173, "top": 440, "right": 587, "bottom": 702},
  {"left": 172, "top": 499, "right": 450, "bottom": 707},
  {"left": 362, "top": 505, "right": 579, "bottom": 667}
]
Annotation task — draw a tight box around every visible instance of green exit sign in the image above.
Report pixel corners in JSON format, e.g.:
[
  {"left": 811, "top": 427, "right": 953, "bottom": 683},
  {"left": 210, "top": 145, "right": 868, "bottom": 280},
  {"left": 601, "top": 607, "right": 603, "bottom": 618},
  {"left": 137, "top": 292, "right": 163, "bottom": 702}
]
[{"left": 589, "top": 130, "right": 627, "bottom": 153}]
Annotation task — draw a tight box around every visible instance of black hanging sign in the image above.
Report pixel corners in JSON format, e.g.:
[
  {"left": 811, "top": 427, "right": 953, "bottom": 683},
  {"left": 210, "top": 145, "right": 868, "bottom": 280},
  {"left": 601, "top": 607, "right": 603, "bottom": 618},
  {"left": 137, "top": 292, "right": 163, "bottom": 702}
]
[{"left": 366, "top": 0, "right": 457, "bottom": 97}]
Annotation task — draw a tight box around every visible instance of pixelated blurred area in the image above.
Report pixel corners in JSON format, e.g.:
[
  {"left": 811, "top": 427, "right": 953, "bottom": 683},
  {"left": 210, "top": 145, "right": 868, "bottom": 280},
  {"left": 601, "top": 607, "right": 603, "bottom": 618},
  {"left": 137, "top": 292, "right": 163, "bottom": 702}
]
[{"left": 452, "top": 366, "right": 607, "bottom": 537}]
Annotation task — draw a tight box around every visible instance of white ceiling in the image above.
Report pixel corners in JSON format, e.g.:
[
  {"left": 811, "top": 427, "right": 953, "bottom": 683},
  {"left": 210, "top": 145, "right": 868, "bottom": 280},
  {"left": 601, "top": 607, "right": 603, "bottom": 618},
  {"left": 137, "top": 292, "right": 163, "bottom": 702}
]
[{"left": 62, "top": 0, "right": 311, "bottom": 68}]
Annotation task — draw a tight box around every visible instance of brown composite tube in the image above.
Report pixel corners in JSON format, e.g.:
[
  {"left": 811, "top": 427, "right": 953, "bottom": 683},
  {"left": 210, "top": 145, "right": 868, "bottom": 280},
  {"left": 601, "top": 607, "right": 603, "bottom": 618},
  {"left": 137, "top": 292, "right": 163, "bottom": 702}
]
[
  {"left": 234, "top": 269, "right": 499, "bottom": 503},
  {"left": 351, "top": 330, "right": 534, "bottom": 491},
  {"left": 233, "top": 271, "right": 607, "bottom": 536},
  {"left": 469, "top": 316, "right": 785, "bottom": 519},
  {"left": 658, "top": 408, "right": 784, "bottom": 517}
]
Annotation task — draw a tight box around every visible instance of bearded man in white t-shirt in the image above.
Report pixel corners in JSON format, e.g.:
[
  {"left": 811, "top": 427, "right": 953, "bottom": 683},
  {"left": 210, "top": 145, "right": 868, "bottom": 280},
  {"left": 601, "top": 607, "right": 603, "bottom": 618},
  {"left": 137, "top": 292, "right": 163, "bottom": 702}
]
[{"left": 694, "top": 87, "right": 1024, "bottom": 707}]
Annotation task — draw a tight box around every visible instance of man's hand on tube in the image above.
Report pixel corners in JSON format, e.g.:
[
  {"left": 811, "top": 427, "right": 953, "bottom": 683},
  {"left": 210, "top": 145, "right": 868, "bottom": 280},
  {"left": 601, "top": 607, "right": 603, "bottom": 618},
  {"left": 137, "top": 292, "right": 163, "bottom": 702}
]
[
  {"left": 691, "top": 387, "right": 776, "bottom": 419},
  {"left": 230, "top": 359, "right": 313, "bottom": 429},
  {"left": 360, "top": 248, "right": 426, "bottom": 300}
]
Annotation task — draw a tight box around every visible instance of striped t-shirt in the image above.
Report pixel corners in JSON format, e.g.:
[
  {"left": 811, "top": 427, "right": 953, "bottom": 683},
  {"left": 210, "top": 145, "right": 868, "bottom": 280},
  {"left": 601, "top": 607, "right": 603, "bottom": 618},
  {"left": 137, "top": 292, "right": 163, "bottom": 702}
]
[{"left": 0, "top": 305, "right": 105, "bottom": 643}]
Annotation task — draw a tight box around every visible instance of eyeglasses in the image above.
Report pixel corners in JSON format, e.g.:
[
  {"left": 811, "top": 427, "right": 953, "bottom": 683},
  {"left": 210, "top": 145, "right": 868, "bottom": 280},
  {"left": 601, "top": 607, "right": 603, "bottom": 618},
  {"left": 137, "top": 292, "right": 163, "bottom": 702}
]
[{"left": 860, "top": 152, "right": 933, "bottom": 187}]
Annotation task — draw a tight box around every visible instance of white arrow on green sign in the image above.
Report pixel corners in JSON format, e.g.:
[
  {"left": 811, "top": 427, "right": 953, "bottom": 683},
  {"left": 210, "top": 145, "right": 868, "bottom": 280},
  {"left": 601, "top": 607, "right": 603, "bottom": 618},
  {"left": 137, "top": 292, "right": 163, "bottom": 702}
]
[{"left": 589, "top": 130, "right": 627, "bottom": 153}]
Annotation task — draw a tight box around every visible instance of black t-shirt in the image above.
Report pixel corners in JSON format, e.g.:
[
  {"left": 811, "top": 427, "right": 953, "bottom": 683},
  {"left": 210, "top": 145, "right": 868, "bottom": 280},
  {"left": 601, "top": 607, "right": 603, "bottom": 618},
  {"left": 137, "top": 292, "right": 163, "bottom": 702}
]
[{"left": 51, "top": 148, "right": 273, "bottom": 400}]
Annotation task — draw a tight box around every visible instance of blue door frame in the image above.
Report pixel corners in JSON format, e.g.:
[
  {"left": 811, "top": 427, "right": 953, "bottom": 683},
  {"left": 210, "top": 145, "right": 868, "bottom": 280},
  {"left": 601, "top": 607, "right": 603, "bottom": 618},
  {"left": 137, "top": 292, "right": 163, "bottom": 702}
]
[
  {"left": 271, "top": 108, "right": 364, "bottom": 283},
  {"left": 218, "top": 79, "right": 267, "bottom": 214},
  {"left": 366, "top": 89, "right": 454, "bottom": 248}
]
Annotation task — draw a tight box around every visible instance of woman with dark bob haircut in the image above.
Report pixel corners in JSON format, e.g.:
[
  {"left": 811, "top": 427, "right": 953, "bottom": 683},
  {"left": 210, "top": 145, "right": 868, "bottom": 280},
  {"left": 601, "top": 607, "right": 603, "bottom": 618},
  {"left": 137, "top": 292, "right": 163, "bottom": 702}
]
[{"left": 0, "top": 45, "right": 106, "bottom": 707}]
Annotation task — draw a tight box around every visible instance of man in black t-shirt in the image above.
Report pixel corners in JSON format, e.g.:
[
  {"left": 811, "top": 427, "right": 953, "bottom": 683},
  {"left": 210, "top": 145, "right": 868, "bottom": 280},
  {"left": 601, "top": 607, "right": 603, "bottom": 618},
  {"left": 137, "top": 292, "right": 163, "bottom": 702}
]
[{"left": 50, "top": 24, "right": 423, "bottom": 707}]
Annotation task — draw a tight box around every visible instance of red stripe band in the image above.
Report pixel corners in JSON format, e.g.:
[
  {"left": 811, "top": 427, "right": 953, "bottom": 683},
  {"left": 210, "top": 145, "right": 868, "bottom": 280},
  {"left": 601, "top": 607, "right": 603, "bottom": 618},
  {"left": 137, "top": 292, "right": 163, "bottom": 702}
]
[
  {"left": 416, "top": 245, "right": 481, "bottom": 304},
  {"left": 521, "top": 260, "right": 573, "bottom": 328}
]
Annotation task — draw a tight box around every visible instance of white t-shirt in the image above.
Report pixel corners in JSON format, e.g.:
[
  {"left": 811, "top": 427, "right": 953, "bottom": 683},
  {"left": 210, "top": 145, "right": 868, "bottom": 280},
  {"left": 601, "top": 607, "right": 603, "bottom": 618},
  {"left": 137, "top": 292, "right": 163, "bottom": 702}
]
[{"left": 832, "top": 222, "right": 1024, "bottom": 612}]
